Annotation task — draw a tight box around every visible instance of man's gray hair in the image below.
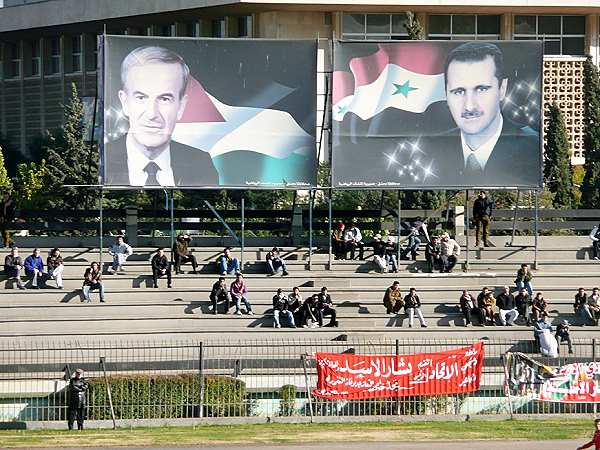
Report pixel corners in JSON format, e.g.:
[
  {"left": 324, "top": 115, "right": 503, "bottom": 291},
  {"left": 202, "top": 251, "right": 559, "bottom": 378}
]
[{"left": 120, "top": 46, "right": 190, "bottom": 98}]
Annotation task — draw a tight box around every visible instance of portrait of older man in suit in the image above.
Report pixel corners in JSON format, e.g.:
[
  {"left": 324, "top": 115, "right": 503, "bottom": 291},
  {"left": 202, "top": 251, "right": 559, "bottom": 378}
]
[
  {"left": 104, "top": 46, "right": 218, "bottom": 187},
  {"left": 432, "top": 41, "right": 540, "bottom": 187}
]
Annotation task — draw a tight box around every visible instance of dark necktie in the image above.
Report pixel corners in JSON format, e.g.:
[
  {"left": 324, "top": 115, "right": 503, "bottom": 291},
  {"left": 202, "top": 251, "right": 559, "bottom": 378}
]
[
  {"left": 144, "top": 161, "right": 160, "bottom": 186},
  {"left": 466, "top": 152, "right": 482, "bottom": 173}
]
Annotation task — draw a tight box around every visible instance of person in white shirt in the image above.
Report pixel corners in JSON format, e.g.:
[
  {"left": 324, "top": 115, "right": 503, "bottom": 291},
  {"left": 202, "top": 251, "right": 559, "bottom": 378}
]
[
  {"left": 108, "top": 235, "right": 133, "bottom": 273},
  {"left": 590, "top": 223, "right": 600, "bottom": 260},
  {"left": 439, "top": 232, "right": 460, "bottom": 273},
  {"left": 344, "top": 222, "right": 365, "bottom": 260}
]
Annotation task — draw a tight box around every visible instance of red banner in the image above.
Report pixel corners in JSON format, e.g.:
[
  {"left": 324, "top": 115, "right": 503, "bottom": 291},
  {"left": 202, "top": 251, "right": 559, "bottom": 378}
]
[{"left": 312, "top": 342, "right": 484, "bottom": 400}]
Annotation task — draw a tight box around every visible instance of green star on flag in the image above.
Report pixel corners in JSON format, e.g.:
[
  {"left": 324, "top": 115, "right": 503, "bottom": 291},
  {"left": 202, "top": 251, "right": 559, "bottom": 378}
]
[{"left": 393, "top": 80, "right": 418, "bottom": 98}]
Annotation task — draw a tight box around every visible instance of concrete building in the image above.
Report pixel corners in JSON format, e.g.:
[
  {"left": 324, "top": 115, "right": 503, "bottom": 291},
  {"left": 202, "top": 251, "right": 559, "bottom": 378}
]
[{"left": 0, "top": 0, "right": 597, "bottom": 163}]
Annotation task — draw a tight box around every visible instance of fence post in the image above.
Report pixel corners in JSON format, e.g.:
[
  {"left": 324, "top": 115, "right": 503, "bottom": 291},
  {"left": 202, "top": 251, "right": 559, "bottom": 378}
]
[
  {"left": 395, "top": 339, "right": 400, "bottom": 415},
  {"left": 241, "top": 197, "right": 245, "bottom": 270},
  {"left": 99, "top": 187, "right": 104, "bottom": 268},
  {"left": 308, "top": 192, "right": 313, "bottom": 271},
  {"left": 328, "top": 193, "right": 333, "bottom": 270},
  {"left": 454, "top": 205, "right": 464, "bottom": 237},
  {"left": 198, "top": 341, "right": 204, "bottom": 418},
  {"left": 534, "top": 190, "right": 539, "bottom": 270},
  {"left": 301, "top": 354, "right": 314, "bottom": 423},
  {"left": 292, "top": 204, "right": 303, "bottom": 246},
  {"left": 464, "top": 190, "right": 470, "bottom": 271},
  {"left": 99, "top": 356, "right": 116, "bottom": 430}
]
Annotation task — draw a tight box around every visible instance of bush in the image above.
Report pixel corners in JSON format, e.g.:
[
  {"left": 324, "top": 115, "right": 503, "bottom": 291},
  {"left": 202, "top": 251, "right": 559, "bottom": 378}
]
[
  {"left": 86, "top": 374, "right": 247, "bottom": 420},
  {"left": 279, "top": 384, "right": 297, "bottom": 416}
]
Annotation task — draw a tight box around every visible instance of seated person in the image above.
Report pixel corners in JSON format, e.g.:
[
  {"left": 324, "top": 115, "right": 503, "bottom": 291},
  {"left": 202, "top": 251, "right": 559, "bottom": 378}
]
[
  {"left": 288, "top": 286, "right": 306, "bottom": 327},
  {"left": 515, "top": 288, "right": 532, "bottom": 326},
  {"left": 574, "top": 287, "right": 594, "bottom": 326},
  {"left": 371, "top": 234, "right": 387, "bottom": 273},
  {"left": 272, "top": 288, "right": 296, "bottom": 328},
  {"left": 217, "top": 247, "right": 241, "bottom": 275},
  {"left": 439, "top": 233, "right": 460, "bottom": 273},
  {"left": 316, "top": 287, "right": 338, "bottom": 327},
  {"left": 424, "top": 236, "right": 441, "bottom": 273},
  {"left": 151, "top": 247, "right": 172, "bottom": 288},
  {"left": 46, "top": 248, "right": 65, "bottom": 289},
  {"left": 459, "top": 290, "right": 477, "bottom": 327},
  {"left": 24, "top": 248, "right": 47, "bottom": 289},
  {"left": 4, "top": 246, "right": 25, "bottom": 289},
  {"left": 384, "top": 236, "right": 399, "bottom": 274},
  {"left": 533, "top": 316, "right": 554, "bottom": 354},
  {"left": 383, "top": 281, "right": 403, "bottom": 314},
  {"left": 108, "top": 235, "right": 133, "bottom": 273},
  {"left": 531, "top": 292, "right": 549, "bottom": 321},
  {"left": 555, "top": 320, "right": 573, "bottom": 355},
  {"left": 344, "top": 222, "right": 365, "bottom": 260},
  {"left": 515, "top": 263, "right": 534, "bottom": 297},
  {"left": 172, "top": 234, "right": 198, "bottom": 274},
  {"left": 403, "top": 287, "right": 427, "bottom": 328},
  {"left": 209, "top": 277, "right": 230, "bottom": 314},
  {"left": 588, "top": 287, "right": 600, "bottom": 323},
  {"left": 332, "top": 222, "right": 346, "bottom": 260},
  {"left": 82, "top": 262, "right": 104, "bottom": 303},
  {"left": 265, "top": 247, "right": 289, "bottom": 276},
  {"left": 301, "top": 294, "right": 320, "bottom": 328},
  {"left": 229, "top": 273, "right": 253, "bottom": 315},
  {"left": 400, "top": 227, "right": 421, "bottom": 261},
  {"left": 476, "top": 287, "right": 496, "bottom": 326},
  {"left": 496, "top": 286, "right": 518, "bottom": 326}
]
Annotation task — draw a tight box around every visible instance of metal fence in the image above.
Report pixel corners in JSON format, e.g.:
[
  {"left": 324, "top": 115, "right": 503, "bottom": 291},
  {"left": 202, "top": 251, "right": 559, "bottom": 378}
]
[{"left": 0, "top": 338, "right": 597, "bottom": 422}]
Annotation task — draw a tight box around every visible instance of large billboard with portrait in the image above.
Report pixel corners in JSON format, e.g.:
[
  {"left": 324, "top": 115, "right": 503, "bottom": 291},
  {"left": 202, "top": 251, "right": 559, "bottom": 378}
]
[
  {"left": 332, "top": 41, "right": 543, "bottom": 189},
  {"left": 102, "top": 36, "right": 317, "bottom": 189}
]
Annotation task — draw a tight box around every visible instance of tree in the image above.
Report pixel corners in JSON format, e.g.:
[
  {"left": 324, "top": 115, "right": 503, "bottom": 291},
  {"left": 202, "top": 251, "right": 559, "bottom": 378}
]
[
  {"left": 0, "top": 146, "right": 13, "bottom": 195},
  {"left": 580, "top": 56, "right": 600, "bottom": 208},
  {"left": 43, "top": 83, "right": 98, "bottom": 209},
  {"left": 14, "top": 160, "right": 46, "bottom": 209},
  {"left": 403, "top": 11, "right": 424, "bottom": 40},
  {"left": 544, "top": 103, "right": 572, "bottom": 208}
]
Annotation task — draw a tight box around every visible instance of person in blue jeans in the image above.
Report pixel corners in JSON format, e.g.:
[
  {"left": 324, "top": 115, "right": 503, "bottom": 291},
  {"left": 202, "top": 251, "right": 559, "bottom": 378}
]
[
  {"left": 514, "top": 263, "right": 533, "bottom": 296},
  {"left": 217, "top": 247, "right": 241, "bottom": 275},
  {"left": 229, "top": 273, "right": 253, "bottom": 315}
]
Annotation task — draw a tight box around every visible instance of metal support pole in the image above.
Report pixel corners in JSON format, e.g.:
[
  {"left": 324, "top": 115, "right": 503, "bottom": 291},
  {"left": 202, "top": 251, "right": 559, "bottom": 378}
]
[
  {"left": 241, "top": 197, "right": 245, "bottom": 270},
  {"left": 509, "top": 189, "right": 521, "bottom": 247},
  {"left": 534, "top": 190, "right": 539, "bottom": 270},
  {"left": 99, "top": 356, "right": 117, "bottom": 429},
  {"left": 328, "top": 192, "right": 333, "bottom": 270},
  {"left": 301, "top": 354, "right": 314, "bottom": 423},
  {"left": 170, "top": 190, "right": 175, "bottom": 257},
  {"left": 501, "top": 354, "right": 514, "bottom": 420},
  {"left": 309, "top": 190, "right": 313, "bottom": 271},
  {"left": 464, "top": 190, "right": 470, "bottom": 271},
  {"left": 397, "top": 195, "right": 402, "bottom": 263},
  {"left": 198, "top": 342, "right": 204, "bottom": 418},
  {"left": 99, "top": 188, "right": 104, "bottom": 267},
  {"left": 395, "top": 339, "right": 400, "bottom": 415}
]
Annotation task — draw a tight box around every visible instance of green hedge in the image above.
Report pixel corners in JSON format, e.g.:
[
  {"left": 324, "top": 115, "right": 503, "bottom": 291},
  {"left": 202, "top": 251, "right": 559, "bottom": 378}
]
[{"left": 87, "top": 374, "right": 247, "bottom": 419}]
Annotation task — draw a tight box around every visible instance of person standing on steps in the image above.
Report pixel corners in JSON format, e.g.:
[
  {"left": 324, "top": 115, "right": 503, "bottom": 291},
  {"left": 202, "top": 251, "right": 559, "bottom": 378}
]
[{"left": 473, "top": 190, "right": 494, "bottom": 247}]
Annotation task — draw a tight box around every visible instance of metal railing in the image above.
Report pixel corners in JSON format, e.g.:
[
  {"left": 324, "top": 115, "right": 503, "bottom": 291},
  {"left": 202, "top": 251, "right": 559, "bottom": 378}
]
[{"left": 0, "top": 338, "right": 597, "bottom": 422}]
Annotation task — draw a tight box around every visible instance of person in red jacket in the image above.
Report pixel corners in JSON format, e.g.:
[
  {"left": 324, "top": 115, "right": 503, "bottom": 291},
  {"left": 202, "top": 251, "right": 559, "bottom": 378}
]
[{"left": 578, "top": 419, "right": 600, "bottom": 450}]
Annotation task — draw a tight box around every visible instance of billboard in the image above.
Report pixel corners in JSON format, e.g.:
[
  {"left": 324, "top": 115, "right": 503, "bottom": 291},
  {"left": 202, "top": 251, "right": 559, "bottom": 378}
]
[
  {"left": 332, "top": 41, "right": 543, "bottom": 189},
  {"left": 102, "top": 36, "right": 317, "bottom": 189}
]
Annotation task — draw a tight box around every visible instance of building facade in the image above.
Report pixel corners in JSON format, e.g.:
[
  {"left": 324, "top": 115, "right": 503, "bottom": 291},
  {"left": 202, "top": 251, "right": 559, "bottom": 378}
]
[{"left": 0, "top": 0, "right": 597, "bottom": 164}]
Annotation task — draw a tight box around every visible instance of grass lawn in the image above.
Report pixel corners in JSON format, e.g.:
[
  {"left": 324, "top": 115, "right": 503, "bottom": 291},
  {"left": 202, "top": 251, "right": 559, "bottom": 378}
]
[{"left": 0, "top": 419, "right": 594, "bottom": 448}]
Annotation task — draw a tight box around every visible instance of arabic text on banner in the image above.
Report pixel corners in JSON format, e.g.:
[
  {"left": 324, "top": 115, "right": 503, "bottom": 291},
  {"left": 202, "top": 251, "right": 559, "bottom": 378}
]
[{"left": 312, "top": 341, "right": 484, "bottom": 400}]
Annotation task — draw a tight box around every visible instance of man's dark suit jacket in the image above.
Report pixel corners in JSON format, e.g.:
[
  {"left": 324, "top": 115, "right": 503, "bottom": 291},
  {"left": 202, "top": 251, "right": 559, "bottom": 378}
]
[
  {"left": 427, "top": 118, "right": 541, "bottom": 188},
  {"left": 104, "top": 136, "right": 219, "bottom": 187}
]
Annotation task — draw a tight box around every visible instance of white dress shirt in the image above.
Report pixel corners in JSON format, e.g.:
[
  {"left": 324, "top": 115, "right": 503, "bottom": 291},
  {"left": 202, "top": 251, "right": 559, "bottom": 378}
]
[
  {"left": 126, "top": 133, "right": 176, "bottom": 186},
  {"left": 461, "top": 115, "right": 503, "bottom": 170}
]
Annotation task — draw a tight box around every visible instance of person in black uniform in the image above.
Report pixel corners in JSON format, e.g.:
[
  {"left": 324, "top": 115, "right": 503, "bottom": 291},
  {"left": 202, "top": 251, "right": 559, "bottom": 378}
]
[
  {"left": 67, "top": 368, "right": 89, "bottom": 430},
  {"left": 151, "top": 247, "right": 172, "bottom": 288}
]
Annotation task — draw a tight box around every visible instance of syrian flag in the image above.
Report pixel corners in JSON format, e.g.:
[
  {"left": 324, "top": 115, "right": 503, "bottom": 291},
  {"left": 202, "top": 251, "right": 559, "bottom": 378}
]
[
  {"left": 172, "top": 77, "right": 315, "bottom": 187},
  {"left": 333, "top": 43, "right": 447, "bottom": 122}
]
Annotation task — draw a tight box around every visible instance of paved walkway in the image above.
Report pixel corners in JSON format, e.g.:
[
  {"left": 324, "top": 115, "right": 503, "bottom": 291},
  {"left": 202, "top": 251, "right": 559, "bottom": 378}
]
[{"left": 43, "top": 441, "right": 579, "bottom": 450}]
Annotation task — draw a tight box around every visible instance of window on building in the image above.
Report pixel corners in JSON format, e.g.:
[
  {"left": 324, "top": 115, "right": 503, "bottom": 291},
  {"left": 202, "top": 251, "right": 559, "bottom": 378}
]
[
  {"left": 237, "top": 16, "right": 252, "bottom": 37},
  {"left": 48, "top": 37, "right": 60, "bottom": 74},
  {"left": 185, "top": 22, "right": 199, "bottom": 37},
  {"left": 30, "top": 39, "right": 40, "bottom": 76},
  {"left": 71, "top": 35, "right": 82, "bottom": 73},
  {"left": 514, "top": 15, "right": 585, "bottom": 55},
  {"left": 428, "top": 14, "right": 501, "bottom": 40},
  {"left": 212, "top": 18, "right": 226, "bottom": 37},
  {"left": 8, "top": 42, "right": 21, "bottom": 78},
  {"left": 156, "top": 24, "right": 174, "bottom": 37},
  {"left": 342, "top": 13, "right": 409, "bottom": 40}
]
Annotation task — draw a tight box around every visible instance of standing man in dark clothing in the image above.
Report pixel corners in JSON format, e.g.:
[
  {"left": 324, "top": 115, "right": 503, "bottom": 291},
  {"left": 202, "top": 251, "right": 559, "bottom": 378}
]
[
  {"left": 473, "top": 191, "right": 494, "bottom": 247},
  {"left": 209, "top": 277, "right": 230, "bottom": 314},
  {"left": 4, "top": 246, "right": 25, "bottom": 289},
  {"left": 67, "top": 368, "right": 89, "bottom": 430},
  {"left": 151, "top": 247, "right": 172, "bottom": 288},
  {"left": 172, "top": 234, "right": 198, "bottom": 274},
  {"left": 316, "top": 287, "right": 338, "bottom": 327},
  {"left": 0, "top": 192, "right": 16, "bottom": 248}
]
